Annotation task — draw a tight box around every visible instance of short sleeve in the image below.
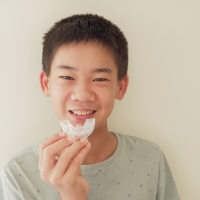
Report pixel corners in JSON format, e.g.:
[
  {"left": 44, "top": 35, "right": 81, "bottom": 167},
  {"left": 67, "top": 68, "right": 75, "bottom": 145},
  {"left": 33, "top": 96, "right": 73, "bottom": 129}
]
[
  {"left": 156, "top": 148, "right": 181, "bottom": 200},
  {"left": 0, "top": 167, "right": 22, "bottom": 200}
]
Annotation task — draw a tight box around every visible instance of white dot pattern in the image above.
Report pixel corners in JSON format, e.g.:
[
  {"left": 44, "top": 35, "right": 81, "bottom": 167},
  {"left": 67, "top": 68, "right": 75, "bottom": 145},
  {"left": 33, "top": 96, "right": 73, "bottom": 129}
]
[{"left": 0, "top": 132, "right": 180, "bottom": 200}]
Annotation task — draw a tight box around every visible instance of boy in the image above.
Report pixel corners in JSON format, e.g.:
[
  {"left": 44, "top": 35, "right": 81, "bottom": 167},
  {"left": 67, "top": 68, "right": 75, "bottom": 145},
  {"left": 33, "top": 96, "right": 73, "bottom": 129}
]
[{"left": 0, "top": 14, "right": 180, "bottom": 200}]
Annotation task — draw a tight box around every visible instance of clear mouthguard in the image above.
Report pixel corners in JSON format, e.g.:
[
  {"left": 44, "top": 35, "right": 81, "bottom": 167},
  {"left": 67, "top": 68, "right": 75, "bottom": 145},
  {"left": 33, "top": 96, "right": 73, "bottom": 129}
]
[{"left": 60, "top": 118, "right": 95, "bottom": 140}]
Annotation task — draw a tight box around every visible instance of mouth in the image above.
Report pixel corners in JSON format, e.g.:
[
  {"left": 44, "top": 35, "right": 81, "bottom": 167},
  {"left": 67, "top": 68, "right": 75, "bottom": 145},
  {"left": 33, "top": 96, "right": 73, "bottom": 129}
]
[
  {"left": 68, "top": 110, "right": 97, "bottom": 121},
  {"left": 69, "top": 110, "right": 96, "bottom": 115}
]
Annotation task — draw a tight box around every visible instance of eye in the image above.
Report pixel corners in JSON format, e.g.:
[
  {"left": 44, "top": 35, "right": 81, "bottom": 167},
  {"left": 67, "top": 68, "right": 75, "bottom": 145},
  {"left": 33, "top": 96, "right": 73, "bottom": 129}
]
[
  {"left": 94, "top": 78, "right": 107, "bottom": 82},
  {"left": 62, "top": 76, "right": 74, "bottom": 80}
]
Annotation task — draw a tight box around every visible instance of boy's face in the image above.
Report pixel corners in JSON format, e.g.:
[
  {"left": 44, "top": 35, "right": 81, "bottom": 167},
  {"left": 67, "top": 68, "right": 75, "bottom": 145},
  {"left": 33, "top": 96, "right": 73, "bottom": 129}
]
[{"left": 40, "top": 40, "right": 128, "bottom": 132}]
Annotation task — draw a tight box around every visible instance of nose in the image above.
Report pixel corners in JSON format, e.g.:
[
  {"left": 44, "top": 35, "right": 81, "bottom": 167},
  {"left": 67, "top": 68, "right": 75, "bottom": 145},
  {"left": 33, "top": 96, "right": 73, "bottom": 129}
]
[{"left": 71, "top": 85, "right": 95, "bottom": 102}]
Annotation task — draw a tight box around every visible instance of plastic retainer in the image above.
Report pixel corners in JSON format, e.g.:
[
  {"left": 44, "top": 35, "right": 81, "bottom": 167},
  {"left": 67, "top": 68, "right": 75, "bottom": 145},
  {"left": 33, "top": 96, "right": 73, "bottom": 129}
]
[{"left": 60, "top": 118, "right": 95, "bottom": 140}]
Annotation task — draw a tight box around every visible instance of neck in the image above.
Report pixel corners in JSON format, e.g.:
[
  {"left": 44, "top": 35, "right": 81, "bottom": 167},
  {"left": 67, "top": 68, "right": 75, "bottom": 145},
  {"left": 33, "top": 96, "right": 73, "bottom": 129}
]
[{"left": 81, "top": 121, "right": 117, "bottom": 165}]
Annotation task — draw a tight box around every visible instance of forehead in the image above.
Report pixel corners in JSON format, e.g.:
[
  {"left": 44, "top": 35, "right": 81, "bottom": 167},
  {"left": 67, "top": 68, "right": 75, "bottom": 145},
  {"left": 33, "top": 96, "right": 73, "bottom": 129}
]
[{"left": 51, "top": 41, "right": 118, "bottom": 76}]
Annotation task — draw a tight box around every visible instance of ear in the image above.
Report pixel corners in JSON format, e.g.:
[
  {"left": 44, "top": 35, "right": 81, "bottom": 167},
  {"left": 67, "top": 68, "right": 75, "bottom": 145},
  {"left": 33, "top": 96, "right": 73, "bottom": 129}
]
[
  {"left": 39, "top": 70, "right": 50, "bottom": 97},
  {"left": 115, "top": 75, "right": 129, "bottom": 100}
]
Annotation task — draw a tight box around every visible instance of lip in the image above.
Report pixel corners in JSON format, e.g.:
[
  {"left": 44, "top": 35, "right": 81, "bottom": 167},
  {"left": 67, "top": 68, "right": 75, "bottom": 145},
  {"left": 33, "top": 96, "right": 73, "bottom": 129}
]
[
  {"left": 69, "top": 108, "right": 96, "bottom": 111},
  {"left": 69, "top": 110, "right": 96, "bottom": 121}
]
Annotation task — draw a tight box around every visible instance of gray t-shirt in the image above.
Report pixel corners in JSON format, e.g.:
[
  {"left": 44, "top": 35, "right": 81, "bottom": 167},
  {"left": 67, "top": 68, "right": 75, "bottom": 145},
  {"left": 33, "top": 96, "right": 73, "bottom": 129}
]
[{"left": 0, "top": 132, "right": 180, "bottom": 200}]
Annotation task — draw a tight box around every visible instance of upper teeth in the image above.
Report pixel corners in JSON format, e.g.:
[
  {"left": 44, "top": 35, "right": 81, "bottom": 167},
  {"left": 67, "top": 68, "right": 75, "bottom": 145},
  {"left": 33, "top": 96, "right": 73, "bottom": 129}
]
[{"left": 71, "top": 110, "right": 94, "bottom": 115}]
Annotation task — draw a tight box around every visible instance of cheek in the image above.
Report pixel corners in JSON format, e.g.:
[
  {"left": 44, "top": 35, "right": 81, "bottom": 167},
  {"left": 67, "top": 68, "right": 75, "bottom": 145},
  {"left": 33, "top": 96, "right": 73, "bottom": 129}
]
[
  {"left": 50, "top": 84, "right": 71, "bottom": 114},
  {"left": 99, "top": 87, "right": 116, "bottom": 113}
]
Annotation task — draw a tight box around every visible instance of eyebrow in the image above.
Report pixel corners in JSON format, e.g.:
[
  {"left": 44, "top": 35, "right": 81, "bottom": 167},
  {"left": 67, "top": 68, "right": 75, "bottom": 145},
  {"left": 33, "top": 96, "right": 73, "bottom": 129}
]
[{"left": 56, "top": 65, "right": 113, "bottom": 74}]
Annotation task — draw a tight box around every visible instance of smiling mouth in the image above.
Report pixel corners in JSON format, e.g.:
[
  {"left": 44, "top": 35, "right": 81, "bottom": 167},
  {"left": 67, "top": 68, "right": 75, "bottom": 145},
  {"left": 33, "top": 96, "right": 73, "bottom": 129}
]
[{"left": 69, "top": 110, "right": 96, "bottom": 115}]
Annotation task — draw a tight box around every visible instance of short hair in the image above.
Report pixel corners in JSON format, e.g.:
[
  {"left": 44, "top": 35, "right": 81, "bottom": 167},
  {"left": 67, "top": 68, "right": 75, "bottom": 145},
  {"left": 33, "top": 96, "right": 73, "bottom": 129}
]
[{"left": 42, "top": 13, "right": 128, "bottom": 82}]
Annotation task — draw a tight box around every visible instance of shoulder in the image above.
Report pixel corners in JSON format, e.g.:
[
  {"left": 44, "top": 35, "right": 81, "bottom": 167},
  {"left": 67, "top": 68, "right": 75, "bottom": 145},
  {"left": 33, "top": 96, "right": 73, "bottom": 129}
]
[
  {"left": 118, "top": 132, "right": 160, "bottom": 149},
  {"left": 1, "top": 142, "right": 39, "bottom": 173},
  {"left": 115, "top": 132, "right": 162, "bottom": 159}
]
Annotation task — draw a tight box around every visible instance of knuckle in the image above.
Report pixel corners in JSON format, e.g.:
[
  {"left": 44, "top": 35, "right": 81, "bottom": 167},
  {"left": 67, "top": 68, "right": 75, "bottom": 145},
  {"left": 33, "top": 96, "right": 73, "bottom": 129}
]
[
  {"left": 73, "top": 140, "right": 84, "bottom": 148},
  {"left": 52, "top": 134, "right": 58, "bottom": 140},
  {"left": 43, "top": 146, "right": 53, "bottom": 156},
  {"left": 72, "top": 158, "right": 81, "bottom": 166},
  {"left": 50, "top": 177, "right": 61, "bottom": 186},
  {"left": 60, "top": 152, "right": 69, "bottom": 160},
  {"left": 39, "top": 142, "right": 45, "bottom": 150}
]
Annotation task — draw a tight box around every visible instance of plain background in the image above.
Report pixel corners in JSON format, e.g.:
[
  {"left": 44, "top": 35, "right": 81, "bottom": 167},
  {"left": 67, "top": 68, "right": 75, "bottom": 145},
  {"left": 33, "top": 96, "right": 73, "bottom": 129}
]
[{"left": 0, "top": 0, "right": 199, "bottom": 199}]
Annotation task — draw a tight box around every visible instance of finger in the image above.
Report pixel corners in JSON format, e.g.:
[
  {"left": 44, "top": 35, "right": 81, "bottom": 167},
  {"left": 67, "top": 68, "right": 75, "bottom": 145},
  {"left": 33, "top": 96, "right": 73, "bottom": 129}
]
[
  {"left": 54, "top": 158, "right": 59, "bottom": 165},
  {"left": 64, "top": 142, "right": 91, "bottom": 182},
  {"left": 39, "top": 132, "right": 67, "bottom": 170},
  {"left": 56, "top": 138, "right": 81, "bottom": 158},
  {"left": 53, "top": 139, "right": 89, "bottom": 179},
  {"left": 41, "top": 136, "right": 76, "bottom": 173},
  {"left": 78, "top": 167, "right": 83, "bottom": 176},
  {"left": 55, "top": 148, "right": 67, "bottom": 158}
]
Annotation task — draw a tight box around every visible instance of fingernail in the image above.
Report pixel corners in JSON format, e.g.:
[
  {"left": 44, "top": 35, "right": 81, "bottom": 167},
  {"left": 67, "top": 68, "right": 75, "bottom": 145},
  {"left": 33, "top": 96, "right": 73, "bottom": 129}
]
[
  {"left": 80, "top": 138, "right": 88, "bottom": 143},
  {"left": 67, "top": 136, "right": 76, "bottom": 141},
  {"left": 59, "top": 132, "right": 66, "bottom": 136}
]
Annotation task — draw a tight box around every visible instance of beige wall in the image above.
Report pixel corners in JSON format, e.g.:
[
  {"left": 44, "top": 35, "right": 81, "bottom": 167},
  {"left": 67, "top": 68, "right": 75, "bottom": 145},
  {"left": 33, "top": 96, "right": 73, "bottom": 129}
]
[{"left": 0, "top": 1, "right": 199, "bottom": 199}]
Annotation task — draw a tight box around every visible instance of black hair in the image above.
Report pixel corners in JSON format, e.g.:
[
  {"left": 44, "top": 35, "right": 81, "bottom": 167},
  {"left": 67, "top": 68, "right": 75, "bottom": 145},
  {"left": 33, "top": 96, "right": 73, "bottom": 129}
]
[{"left": 42, "top": 13, "right": 128, "bottom": 82}]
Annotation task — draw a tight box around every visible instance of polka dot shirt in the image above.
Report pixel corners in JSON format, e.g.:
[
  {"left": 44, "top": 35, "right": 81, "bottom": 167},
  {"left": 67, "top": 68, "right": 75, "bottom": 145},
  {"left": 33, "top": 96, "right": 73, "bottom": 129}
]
[{"left": 0, "top": 132, "right": 180, "bottom": 200}]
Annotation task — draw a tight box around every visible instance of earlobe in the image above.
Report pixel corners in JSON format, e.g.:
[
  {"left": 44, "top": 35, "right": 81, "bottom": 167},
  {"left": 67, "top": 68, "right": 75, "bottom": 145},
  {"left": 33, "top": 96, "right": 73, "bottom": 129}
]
[
  {"left": 116, "top": 75, "right": 129, "bottom": 100},
  {"left": 39, "top": 70, "right": 50, "bottom": 97}
]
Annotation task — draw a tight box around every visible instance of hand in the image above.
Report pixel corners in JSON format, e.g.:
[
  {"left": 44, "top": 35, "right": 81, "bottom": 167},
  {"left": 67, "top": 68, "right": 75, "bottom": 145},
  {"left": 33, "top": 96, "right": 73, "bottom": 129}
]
[{"left": 38, "top": 132, "right": 91, "bottom": 200}]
